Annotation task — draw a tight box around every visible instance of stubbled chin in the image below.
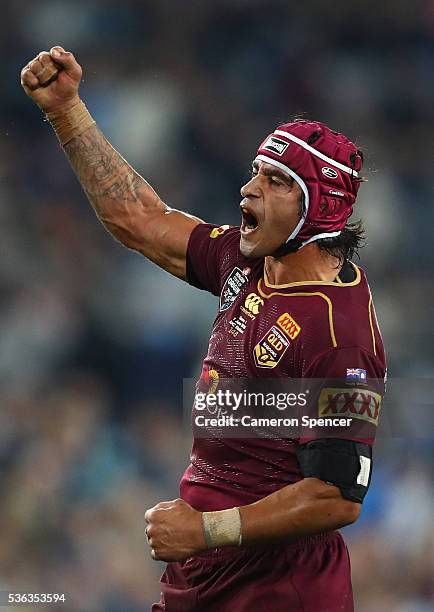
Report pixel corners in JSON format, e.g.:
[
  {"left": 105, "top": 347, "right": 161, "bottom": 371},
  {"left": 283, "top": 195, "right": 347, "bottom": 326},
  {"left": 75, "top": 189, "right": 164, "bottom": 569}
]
[
  {"left": 240, "top": 235, "right": 261, "bottom": 259},
  {"left": 240, "top": 231, "right": 285, "bottom": 259}
]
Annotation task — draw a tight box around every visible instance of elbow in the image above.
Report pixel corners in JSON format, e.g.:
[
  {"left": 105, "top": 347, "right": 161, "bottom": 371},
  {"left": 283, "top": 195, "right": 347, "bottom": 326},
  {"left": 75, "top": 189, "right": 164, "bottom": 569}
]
[
  {"left": 99, "top": 207, "right": 152, "bottom": 251},
  {"left": 316, "top": 498, "right": 361, "bottom": 531},
  {"left": 338, "top": 500, "right": 361, "bottom": 527},
  {"left": 303, "top": 478, "right": 362, "bottom": 525},
  {"left": 98, "top": 196, "right": 167, "bottom": 251}
]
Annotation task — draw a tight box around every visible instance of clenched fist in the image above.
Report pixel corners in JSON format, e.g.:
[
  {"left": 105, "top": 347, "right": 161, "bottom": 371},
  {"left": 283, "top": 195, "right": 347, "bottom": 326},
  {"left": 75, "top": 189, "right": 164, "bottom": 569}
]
[
  {"left": 144, "top": 498, "right": 207, "bottom": 562},
  {"left": 20, "top": 46, "right": 82, "bottom": 113}
]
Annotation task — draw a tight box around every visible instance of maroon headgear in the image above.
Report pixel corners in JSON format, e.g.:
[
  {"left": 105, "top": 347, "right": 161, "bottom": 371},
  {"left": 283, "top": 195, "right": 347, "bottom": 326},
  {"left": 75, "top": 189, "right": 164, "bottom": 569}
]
[{"left": 256, "top": 120, "right": 363, "bottom": 252}]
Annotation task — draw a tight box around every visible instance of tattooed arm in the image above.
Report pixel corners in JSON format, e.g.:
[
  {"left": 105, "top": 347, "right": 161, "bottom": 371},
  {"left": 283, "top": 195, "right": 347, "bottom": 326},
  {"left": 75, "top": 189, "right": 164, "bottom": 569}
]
[
  {"left": 21, "top": 46, "right": 201, "bottom": 280},
  {"left": 63, "top": 126, "right": 201, "bottom": 279}
]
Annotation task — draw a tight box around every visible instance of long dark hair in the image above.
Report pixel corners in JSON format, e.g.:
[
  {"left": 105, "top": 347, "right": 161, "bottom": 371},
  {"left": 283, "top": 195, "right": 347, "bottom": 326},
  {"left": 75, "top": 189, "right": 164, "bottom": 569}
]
[{"left": 317, "top": 219, "right": 366, "bottom": 265}]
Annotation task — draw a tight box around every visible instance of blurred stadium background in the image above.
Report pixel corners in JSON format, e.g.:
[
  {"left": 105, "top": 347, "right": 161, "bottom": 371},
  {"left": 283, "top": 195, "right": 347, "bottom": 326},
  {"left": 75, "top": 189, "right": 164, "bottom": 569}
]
[{"left": 1, "top": 0, "right": 433, "bottom": 610}]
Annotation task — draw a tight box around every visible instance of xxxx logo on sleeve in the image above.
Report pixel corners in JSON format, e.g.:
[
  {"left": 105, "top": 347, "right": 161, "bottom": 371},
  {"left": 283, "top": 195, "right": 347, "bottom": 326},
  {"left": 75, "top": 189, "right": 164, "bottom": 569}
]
[
  {"left": 253, "top": 326, "right": 290, "bottom": 369},
  {"left": 318, "top": 388, "right": 382, "bottom": 425}
]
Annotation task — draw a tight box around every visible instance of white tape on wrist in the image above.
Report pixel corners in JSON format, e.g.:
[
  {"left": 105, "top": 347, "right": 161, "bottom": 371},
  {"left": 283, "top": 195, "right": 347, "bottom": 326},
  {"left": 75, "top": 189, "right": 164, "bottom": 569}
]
[
  {"left": 202, "top": 507, "right": 242, "bottom": 548},
  {"left": 45, "top": 100, "right": 95, "bottom": 146}
]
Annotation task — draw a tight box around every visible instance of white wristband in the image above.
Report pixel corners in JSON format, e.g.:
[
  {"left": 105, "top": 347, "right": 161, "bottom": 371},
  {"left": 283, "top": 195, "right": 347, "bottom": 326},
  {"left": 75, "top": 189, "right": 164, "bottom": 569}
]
[{"left": 202, "top": 507, "right": 242, "bottom": 548}]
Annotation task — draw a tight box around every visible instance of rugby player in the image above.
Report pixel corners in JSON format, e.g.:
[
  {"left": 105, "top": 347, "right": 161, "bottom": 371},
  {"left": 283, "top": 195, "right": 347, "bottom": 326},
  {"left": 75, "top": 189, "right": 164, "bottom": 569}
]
[{"left": 21, "top": 47, "right": 386, "bottom": 611}]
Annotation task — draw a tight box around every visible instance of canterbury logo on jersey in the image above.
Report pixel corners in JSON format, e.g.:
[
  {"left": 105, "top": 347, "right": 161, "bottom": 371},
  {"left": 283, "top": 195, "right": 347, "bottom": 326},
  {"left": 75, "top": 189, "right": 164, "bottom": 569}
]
[
  {"left": 244, "top": 293, "right": 264, "bottom": 315},
  {"left": 277, "top": 312, "right": 301, "bottom": 340},
  {"left": 318, "top": 388, "right": 382, "bottom": 426}
]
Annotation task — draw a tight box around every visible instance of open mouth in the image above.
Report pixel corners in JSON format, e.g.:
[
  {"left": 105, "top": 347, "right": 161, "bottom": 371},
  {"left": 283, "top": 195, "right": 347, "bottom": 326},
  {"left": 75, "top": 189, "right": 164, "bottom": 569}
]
[{"left": 240, "top": 206, "right": 259, "bottom": 235}]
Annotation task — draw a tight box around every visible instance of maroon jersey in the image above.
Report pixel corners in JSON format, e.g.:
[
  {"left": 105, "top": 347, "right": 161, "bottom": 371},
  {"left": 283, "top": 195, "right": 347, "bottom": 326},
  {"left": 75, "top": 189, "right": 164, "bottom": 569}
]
[{"left": 180, "top": 223, "right": 386, "bottom": 512}]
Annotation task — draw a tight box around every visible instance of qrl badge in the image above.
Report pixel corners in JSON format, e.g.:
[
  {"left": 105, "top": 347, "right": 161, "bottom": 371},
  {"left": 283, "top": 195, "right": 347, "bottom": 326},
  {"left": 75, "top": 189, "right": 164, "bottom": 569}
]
[
  {"left": 219, "top": 267, "right": 249, "bottom": 312},
  {"left": 253, "top": 326, "right": 290, "bottom": 369}
]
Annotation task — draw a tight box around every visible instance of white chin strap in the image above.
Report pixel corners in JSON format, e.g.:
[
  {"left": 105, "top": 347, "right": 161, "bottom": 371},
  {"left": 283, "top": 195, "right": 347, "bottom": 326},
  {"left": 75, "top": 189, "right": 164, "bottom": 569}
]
[
  {"left": 298, "top": 230, "right": 342, "bottom": 248},
  {"left": 255, "top": 154, "right": 342, "bottom": 249}
]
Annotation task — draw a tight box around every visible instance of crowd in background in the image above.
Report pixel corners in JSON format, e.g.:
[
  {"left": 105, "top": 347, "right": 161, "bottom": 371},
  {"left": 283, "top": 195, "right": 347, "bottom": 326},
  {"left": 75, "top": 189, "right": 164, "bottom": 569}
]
[{"left": 1, "top": 1, "right": 433, "bottom": 610}]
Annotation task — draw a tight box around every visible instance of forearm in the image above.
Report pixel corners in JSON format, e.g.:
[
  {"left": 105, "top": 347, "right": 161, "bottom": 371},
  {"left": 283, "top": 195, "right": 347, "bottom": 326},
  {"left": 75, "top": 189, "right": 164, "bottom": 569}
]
[
  {"left": 238, "top": 478, "right": 360, "bottom": 546},
  {"left": 54, "top": 107, "right": 199, "bottom": 278},
  {"left": 22, "top": 49, "right": 200, "bottom": 278},
  {"left": 63, "top": 120, "right": 166, "bottom": 249},
  {"left": 203, "top": 478, "right": 360, "bottom": 550}
]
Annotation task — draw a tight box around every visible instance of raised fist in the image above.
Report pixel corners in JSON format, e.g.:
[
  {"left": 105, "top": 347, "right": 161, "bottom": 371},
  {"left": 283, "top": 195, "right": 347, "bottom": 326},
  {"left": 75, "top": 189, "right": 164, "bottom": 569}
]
[{"left": 20, "top": 46, "right": 82, "bottom": 113}]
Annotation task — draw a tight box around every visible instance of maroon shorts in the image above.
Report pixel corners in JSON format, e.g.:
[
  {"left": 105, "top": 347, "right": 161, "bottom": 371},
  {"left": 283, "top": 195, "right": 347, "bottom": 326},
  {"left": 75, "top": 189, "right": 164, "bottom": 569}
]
[{"left": 152, "top": 531, "right": 354, "bottom": 612}]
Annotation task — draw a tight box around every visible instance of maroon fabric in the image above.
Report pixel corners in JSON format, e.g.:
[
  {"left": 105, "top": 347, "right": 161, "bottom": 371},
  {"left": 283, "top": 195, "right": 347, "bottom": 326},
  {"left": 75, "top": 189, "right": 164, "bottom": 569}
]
[
  {"left": 181, "top": 223, "right": 386, "bottom": 512},
  {"left": 152, "top": 532, "right": 354, "bottom": 612},
  {"left": 257, "top": 120, "right": 362, "bottom": 242},
  {"left": 166, "top": 224, "right": 386, "bottom": 611}
]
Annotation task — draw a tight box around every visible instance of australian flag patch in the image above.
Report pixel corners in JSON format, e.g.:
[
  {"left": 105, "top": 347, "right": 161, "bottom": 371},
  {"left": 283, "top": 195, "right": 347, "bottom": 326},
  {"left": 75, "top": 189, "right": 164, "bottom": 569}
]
[{"left": 346, "top": 368, "right": 367, "bottom": 382}]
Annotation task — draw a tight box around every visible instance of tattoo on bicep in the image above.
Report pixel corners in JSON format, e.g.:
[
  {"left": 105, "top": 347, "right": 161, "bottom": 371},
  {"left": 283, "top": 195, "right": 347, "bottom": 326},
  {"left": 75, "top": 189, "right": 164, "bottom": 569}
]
[{"left": 64, "top": 126, "right": 149, "bottom": 206}]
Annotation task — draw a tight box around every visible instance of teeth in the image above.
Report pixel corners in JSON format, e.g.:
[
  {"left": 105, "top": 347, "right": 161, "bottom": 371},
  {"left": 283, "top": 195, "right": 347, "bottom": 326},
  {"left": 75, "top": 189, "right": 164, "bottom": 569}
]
[{"left": 241, "top": 205, "right": 258, "bottom": 234}]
